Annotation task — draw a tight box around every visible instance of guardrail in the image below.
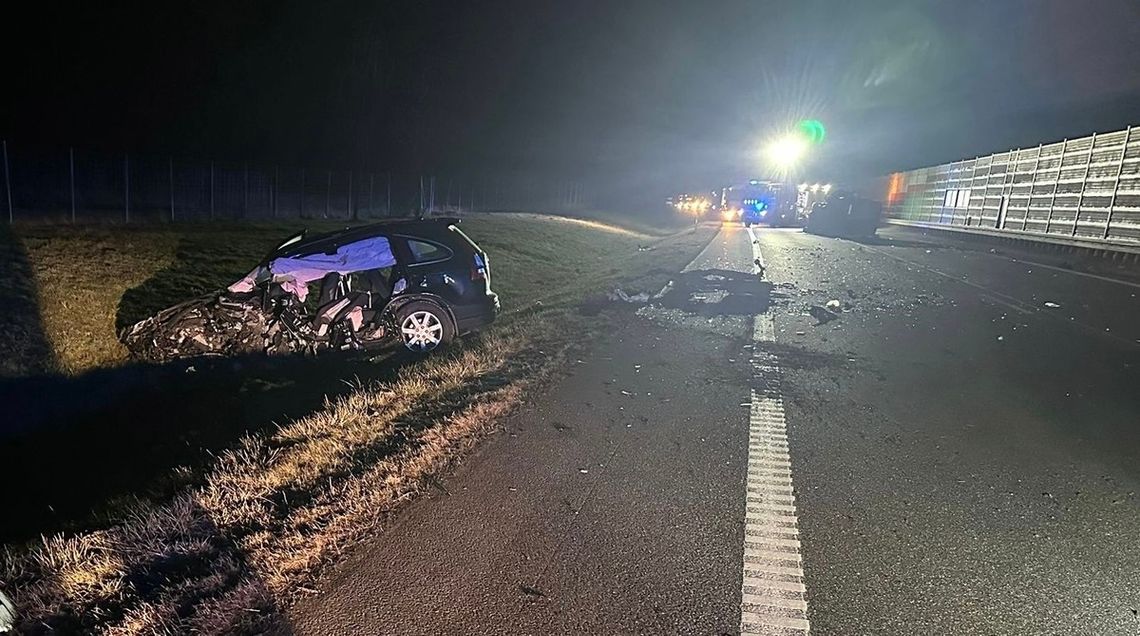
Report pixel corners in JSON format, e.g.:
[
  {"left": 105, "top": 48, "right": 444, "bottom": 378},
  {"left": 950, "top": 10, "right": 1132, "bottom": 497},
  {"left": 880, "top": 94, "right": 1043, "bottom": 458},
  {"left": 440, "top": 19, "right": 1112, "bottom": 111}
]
[{"left": 885, "top": 124, "right": 1140, "bottom": 249}]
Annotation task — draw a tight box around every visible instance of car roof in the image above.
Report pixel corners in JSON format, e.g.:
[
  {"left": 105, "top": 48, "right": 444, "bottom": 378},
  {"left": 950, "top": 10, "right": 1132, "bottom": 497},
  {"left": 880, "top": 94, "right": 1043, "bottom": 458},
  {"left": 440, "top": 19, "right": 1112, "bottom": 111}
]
[{"left": 271, "top": 217, "right": 461, "bottom": 258}]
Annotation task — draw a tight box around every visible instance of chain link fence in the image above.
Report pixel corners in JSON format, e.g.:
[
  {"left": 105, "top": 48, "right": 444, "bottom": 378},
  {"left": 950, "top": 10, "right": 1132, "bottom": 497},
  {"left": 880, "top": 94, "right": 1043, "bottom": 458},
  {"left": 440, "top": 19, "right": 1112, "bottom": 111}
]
[
  {"left": 884, "top": 124, "right": 1140, "bottom": 247},
  {"left": 0, "top": 142, "right": 594, "bottom": 224}
]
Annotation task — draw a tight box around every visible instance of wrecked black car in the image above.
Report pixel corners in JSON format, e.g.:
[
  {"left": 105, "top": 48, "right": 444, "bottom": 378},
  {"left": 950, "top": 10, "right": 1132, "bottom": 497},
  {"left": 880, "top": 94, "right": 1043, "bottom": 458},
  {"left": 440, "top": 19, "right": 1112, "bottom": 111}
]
[
  {"left": 803, "top": 191, "right": 881, "bottom": 239},
  {"left": 121, "top": 218, "right": 499, "bottom": 361}
]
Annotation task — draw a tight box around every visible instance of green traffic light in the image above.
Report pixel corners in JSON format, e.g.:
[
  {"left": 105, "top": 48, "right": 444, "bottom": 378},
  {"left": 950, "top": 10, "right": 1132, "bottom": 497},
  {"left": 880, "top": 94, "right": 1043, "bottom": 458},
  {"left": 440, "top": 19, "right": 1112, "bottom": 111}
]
[{"left": 798, "top": 119, "right": 826, "bottom": 144}]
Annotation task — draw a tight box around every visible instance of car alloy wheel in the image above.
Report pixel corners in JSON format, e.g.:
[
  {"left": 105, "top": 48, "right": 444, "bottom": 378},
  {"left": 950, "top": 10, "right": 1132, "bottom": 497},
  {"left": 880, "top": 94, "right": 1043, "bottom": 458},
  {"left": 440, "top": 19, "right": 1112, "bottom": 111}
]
[{"left": 401, "top": 310, "right": 444, "bottom": 352}]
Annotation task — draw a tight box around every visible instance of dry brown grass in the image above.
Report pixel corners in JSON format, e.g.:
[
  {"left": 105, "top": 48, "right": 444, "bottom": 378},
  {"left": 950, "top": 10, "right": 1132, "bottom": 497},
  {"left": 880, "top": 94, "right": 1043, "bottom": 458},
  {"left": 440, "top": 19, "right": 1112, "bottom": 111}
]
[
  {"left": 1, "top": 215, "right": 715, "bottom": 633},
  {"left": 3, "top": 315, "right": 565, "bottom": 633}
]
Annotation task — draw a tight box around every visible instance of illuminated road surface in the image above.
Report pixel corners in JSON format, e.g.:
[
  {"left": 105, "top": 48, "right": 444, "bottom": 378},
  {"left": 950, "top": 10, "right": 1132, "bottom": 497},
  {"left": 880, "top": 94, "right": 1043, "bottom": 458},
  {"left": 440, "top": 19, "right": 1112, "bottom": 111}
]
[{"left": 291, "top": 224, "right": 1140, "bottom": 635}]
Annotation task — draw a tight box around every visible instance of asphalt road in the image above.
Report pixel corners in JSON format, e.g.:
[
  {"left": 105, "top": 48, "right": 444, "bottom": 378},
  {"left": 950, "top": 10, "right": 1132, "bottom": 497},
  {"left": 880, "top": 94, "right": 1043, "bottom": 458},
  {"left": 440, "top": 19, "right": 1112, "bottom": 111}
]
[{"left": 289, "top": 223, "right": 1140, "bottom": 635}]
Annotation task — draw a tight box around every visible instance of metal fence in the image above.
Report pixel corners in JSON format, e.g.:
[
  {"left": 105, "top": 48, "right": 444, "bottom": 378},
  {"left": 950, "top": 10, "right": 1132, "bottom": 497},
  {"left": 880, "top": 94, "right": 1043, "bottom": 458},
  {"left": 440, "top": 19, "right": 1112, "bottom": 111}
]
[
  {"left": 0, "top": 141, "right": 593, "bottom": 223},
  {"left": 884, "top": 124, "right": 1140, "bottom": 246}
]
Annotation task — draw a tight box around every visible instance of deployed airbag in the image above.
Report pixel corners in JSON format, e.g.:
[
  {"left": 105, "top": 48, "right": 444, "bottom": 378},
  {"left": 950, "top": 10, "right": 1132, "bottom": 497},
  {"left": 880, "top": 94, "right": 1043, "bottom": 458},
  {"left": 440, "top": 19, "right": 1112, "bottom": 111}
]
[{"left": 269, "top": 237, "right": 396, "bottom": 283}]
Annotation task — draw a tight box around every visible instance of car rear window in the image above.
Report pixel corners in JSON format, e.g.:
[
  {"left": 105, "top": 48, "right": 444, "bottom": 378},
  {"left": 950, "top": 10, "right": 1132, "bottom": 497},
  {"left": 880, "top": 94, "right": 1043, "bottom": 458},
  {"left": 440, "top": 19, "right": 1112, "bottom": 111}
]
[{"left": 406, "top": 239, "right": 451, "bottom": 263}]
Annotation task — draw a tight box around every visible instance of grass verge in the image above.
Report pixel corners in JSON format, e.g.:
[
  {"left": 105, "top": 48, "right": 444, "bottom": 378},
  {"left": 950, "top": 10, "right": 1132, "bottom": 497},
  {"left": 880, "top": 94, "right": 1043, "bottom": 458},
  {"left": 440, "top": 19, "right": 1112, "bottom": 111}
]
[{"left": 0, "top": 213, "right": 714, "bottom": 633}]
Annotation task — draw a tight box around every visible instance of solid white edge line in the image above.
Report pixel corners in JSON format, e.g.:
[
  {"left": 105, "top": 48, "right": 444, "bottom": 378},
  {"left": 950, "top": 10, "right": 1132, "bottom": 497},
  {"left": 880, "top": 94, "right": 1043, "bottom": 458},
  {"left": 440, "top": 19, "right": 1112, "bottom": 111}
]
[{"left": 1008, "top": 256, "right": 1140, "bottom": 290}]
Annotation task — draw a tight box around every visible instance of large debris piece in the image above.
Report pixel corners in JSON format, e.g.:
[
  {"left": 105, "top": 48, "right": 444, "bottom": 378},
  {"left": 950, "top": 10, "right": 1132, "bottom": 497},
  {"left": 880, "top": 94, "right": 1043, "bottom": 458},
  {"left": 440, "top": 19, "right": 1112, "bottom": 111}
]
[{"left": 120, "top": 291, "right": 317, "bottom": 362}]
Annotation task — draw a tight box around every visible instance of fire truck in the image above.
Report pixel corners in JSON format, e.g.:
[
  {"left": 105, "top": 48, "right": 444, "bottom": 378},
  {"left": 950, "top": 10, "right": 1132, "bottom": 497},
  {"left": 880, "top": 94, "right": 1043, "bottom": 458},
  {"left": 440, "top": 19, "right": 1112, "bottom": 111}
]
[
  {"left": 721, "top": 180, "right": 798, "bottom": 227},
  {"left": 720, "top": 180, "right": 832, "bottom": 227}
]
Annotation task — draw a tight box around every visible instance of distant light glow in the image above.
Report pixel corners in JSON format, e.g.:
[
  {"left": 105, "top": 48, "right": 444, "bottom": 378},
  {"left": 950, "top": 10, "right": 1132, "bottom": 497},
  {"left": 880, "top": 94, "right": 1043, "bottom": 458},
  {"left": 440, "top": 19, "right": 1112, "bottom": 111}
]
[
  {"left": 798, "top": 119, "right": 827, "bottom": 144},
  {"left": 765, "top": 134, "right": 808, "bottom": 169},
  {"left": 721, "top": 208, "right": 742, "bottom": 222},
  {"left": 886, "top": 172, "right": 905, "bottom": 206}
]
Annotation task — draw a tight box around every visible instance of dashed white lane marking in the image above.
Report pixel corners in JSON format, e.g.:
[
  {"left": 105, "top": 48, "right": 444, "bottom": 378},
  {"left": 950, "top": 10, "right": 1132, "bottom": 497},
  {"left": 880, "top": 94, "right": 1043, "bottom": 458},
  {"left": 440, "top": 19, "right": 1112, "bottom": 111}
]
[
  {"left": 675, "top": 225, "right": 810, "bottom": 632},
  {"left": 741, "top": 230, "right": 810, "bottom": 635}
]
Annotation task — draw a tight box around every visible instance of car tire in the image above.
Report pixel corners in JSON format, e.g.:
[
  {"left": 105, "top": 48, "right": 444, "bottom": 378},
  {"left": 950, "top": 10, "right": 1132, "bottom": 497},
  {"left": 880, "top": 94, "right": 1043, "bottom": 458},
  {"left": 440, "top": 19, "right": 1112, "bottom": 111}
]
[{"left": 395, "top": 301, "right": 455, "bottom": 353}]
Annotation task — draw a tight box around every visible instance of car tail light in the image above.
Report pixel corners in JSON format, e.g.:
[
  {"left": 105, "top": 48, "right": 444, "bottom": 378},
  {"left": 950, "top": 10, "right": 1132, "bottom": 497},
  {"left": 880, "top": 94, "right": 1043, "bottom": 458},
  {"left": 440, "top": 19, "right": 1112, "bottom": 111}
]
[{"left": 471, "top": 253, "right": 488, "bottom": 282}]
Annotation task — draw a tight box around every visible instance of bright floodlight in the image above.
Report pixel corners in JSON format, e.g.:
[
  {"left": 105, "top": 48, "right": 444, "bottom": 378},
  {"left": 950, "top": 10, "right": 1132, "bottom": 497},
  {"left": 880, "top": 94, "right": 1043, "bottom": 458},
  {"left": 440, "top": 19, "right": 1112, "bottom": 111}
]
[{"left": 765, "top": 134, "right": 808, "bottom": 169}]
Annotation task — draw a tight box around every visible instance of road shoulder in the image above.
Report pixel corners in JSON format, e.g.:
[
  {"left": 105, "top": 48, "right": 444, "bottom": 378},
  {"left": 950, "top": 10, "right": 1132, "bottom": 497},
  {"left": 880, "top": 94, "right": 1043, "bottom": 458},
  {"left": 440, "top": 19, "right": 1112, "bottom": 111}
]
[{"left": 288, "top": 309, "right": 751, "bottom": 635}]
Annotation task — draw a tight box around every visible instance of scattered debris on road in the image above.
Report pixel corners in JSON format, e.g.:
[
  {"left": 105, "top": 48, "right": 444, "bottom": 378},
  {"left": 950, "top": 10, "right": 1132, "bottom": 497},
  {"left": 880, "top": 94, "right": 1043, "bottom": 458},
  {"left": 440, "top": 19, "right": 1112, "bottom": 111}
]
[
  {"left": 808, "top": 305, "right": 839, "bottom": 325},
  {"left": 825, "top": 299, "right": 841, "bottom": 311},
  {"left": 606, "top": 288, "right": 651, "bottom": 303},
  {"left": 1044, "top": 301, "right": 1061, "bottom": 308},
  {"left": 754, "top": 257, "right": 766, "bottom": 280}
]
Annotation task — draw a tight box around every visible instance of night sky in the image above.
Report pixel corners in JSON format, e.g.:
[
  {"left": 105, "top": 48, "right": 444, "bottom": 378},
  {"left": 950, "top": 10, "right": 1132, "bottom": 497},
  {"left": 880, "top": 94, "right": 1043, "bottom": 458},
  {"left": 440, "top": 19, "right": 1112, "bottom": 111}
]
[{"left": 4, "top": 0, "right": 1140, "bottom": 211}]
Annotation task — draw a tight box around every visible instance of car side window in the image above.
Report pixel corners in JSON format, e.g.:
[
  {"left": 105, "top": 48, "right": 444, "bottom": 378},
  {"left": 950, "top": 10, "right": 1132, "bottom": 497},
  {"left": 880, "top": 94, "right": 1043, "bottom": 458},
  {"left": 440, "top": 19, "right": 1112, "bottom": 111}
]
[{"left": 406, "top": 239, "right": 451, "bottom": 264}]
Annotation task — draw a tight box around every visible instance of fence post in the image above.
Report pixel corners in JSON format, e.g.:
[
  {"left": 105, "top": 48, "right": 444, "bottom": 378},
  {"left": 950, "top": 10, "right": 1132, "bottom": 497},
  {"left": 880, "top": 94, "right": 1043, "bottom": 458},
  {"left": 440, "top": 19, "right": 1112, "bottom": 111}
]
[
  {"left": 243, "top": 162, "right": 249, "bottom": 218},
  {"left": 997, "top": 150, "right": 1018, "bottom": 230},
  {"left": 1104, "top": 126, "right": 1131, "bottom": 240},
  {"left": 1044, "top": 139, "right": 1068, "bottom": 234},
  {"left": 2, "top": 140, "right": 11, "bottom": 223},
  {"left": 1073, "top": 133, "right": 1096, "bottom": 236},
  {"left": 325, "top": 171, "right": 331, "bottom": 218},
  {"left": 1021, "top": 144, "right": 1043, "bottom": 232},
  {"left": 348, "top": 171, "right": 354, "bottom": 220},
  {"left": 273, "top": 165, "right": 279, "bottom": 219},
  {"left": 964, "top": 157, "right": 979, "bottom": 226},
  {"left": 169, "top": 157, "right": 175, "bottom": 222},
  {"left": 300, "top": 168, "right": 306, "bottom": 218},
  {"left": 124, "top": 154, "right": 130, "bottom": 223},
  {"left": 69, "top": 147, "right": 76, "bottom": 222}
]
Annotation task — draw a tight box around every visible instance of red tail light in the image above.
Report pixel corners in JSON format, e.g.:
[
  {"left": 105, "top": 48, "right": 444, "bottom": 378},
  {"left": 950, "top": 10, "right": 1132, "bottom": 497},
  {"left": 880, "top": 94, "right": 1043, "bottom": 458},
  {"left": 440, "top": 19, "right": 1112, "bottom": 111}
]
[{"left": 471, "top": 253, "right": 487, "bottom": 281}]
